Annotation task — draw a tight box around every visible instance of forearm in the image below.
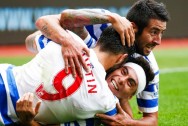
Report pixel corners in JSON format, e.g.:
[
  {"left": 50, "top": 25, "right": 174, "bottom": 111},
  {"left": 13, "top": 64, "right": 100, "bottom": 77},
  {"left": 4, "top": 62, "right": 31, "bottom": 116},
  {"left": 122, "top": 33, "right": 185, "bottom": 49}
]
[
  {"left": 60, "top": 9, "right": 117, "bottom": 28},
  {"left": 128, "top": 112, "right": 158, "bottom": 126},
  {"left": 25, "top": 30, "right": 41, "bottom": 53},
  {"left": 119, "top": 99, "right": 133, "bottom": 118},
  {"left": 35, "top": 14, "right": 69, "bottom": 45}
]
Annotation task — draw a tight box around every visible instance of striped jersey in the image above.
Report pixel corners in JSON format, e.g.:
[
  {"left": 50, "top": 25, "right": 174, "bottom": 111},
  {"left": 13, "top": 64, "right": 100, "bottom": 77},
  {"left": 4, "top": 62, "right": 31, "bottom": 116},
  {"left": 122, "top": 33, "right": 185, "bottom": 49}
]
[
  {"left": 86, "top": 25, "right": 159, "bottom": 113},
  {"left": 84, "top": 9, "right": 159, "bottom": 113},
  {"left": 0, "top": 31, "right": 117, "bottom": 125}
]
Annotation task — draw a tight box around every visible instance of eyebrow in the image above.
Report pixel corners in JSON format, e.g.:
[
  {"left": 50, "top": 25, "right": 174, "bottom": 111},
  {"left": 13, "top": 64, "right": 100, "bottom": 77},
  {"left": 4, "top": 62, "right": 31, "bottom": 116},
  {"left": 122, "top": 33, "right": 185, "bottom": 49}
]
[
  {"left": 126, "top": 67, "right": 137, "bottom": 87},
  {"left": 152, "top": 27, "right": 166, "bottom": 32}
]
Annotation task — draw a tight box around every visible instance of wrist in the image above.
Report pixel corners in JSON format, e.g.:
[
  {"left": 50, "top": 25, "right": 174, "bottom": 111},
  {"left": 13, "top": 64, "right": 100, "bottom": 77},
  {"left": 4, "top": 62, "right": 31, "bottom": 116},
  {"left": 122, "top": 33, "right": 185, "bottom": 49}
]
[
  {"left": 54, "top": 31, "right": 69, "bottom": 45},
  {"left": 108, "top": 12, "right": 119, "bottom": 24}
]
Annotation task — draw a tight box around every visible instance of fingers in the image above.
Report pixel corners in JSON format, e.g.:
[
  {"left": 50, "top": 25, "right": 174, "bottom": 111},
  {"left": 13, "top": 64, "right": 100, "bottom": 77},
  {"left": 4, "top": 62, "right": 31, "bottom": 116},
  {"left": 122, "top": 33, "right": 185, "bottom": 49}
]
[
  {"left": 62, "top": 46, "right": 90, "bottom": 78},
  {"left": 95, "top": 114, "right": 115, "bottom": 126},
  {"left": 64, "top": 58, "right": 69, "bottom": 74},
  {"left": 68, "top": 57, "right": 76, "bottom": 78},
  {"left": 95, "top": 113, "right": 113, "bottom": 120},
  {"left": 124, "top": 23, "right": 135, "bottom": 47},
  {"left": 17, "top": 92, "right": 33, "bottom": 109},
  {"left": 116, "top": 103, "right": 123, "bottom": 113},
  {"left": 35, "top": 101, "right": 41, "bottom": 114},
  {"left": 120, "top": 32, "right": 126, "bottom": 46},
  {"left": 130, "top": 26, "right": 135, "bottom": 46},
  {"left": 83, "top": 46, "right": 90, "bottom": 57}
]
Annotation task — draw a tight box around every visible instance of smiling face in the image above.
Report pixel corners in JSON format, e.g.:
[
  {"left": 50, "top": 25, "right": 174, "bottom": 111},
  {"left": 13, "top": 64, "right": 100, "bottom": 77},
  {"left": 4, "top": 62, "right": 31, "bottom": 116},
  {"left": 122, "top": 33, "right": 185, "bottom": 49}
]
[
  {"left": 106, "top": 66, "right": 138, "bottom": 99},
  {"left": 135, "top": 19, "right": 167, "bottom": 56}
]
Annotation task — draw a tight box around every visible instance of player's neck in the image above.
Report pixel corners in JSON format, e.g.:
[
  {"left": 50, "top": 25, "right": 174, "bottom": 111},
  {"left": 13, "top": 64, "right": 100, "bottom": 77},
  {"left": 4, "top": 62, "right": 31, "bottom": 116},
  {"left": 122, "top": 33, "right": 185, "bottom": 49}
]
[{"left": 93, "top": 47, "right": 117, "bottom": 71}]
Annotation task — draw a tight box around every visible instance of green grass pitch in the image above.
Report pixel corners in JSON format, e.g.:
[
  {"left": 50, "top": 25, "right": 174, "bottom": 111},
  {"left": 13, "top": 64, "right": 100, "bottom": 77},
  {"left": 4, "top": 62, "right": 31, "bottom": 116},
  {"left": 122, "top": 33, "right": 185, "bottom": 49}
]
[{"left": 0, "top": 48, "right": 188, "bottom": 125}]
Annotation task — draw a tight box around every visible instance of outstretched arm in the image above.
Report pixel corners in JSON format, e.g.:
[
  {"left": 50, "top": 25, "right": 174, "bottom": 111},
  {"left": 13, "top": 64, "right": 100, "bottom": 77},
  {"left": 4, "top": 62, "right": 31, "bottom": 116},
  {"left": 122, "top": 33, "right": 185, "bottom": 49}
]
[
  {"left": 60, "top": 8, "right": 135, "bottom": 46},
  {"left": 96, "top": 103, "right": 158, "bottom": 126}
]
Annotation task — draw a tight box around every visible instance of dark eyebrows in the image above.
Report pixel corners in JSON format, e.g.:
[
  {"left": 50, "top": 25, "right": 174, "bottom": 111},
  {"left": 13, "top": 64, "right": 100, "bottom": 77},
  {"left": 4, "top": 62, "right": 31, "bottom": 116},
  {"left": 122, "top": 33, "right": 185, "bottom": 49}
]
[{"left": 127, "top": 67, "right": 137, "bottom": 87}]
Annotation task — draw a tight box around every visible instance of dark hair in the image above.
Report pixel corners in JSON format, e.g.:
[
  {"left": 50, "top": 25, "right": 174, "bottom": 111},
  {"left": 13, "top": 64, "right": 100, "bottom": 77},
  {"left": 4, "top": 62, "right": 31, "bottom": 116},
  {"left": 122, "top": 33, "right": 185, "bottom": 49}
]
[
  {"left": 106, "top": 56, "right": 154, "bottom": 87},
  {"left": 126, "top": 56, "right": 154, "bottom": 86},
  {"left": 127, "top": 0, "right": 170, "bottom": 35},
  {"left": 97, "top": 26, "right": 135, "bottom": 56}
]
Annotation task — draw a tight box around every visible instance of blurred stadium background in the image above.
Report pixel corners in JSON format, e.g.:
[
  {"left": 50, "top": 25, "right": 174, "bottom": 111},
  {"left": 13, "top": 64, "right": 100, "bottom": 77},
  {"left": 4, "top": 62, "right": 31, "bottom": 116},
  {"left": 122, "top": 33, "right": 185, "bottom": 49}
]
[{"left": 0, "top": 0, "right": 188, "bottom": 126}]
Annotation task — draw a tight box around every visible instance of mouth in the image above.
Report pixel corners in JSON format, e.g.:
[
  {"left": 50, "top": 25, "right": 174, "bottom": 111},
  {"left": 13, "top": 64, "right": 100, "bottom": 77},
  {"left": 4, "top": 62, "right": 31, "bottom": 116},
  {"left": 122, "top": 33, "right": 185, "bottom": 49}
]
[{"left": 111, "top": 79, "right": 119, "bottom": 91}]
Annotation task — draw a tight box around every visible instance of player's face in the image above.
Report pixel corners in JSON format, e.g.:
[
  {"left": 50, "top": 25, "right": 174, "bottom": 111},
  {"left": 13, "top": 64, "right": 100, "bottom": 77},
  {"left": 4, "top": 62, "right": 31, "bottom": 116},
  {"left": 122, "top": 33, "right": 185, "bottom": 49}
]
[
  {"left": 106, "top": 66, "right": 138, "bottom": 99},
  {"left": 135, "top": 19, "right": 166, "bottom": 56}
]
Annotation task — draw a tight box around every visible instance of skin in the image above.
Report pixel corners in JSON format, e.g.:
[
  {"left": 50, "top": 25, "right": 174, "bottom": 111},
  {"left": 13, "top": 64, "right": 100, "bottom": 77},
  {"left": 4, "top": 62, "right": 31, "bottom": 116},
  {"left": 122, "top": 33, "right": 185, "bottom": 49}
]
[
  {"left": 136, "top": 19, "right": 167, "bottom": 56},
  {"left": 107, "top": 66, "right": 138, "bottom": 100},
  {"left": 16, "top": 65, "right": 139, "bottom": 126}
]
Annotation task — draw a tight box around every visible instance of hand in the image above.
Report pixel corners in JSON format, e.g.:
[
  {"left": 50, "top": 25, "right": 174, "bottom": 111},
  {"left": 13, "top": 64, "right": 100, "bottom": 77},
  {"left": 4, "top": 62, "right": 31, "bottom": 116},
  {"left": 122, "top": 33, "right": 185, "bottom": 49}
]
[
  {"left": 62, "top": 31, "right": 90, "bottom": 78},
  {"left": 95, "top": 103, "right": 132, "bottom": 126},
  {"left": 16, "top": 92, "right": 41, "bottom": 125},
  {"left": 111, "top": 13, "right": 135, "bottom": 47}
]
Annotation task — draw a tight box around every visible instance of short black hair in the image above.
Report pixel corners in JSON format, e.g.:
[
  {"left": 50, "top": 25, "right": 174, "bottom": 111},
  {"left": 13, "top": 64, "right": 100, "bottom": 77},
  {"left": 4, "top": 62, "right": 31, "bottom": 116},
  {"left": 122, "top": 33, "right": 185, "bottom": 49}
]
[
  {"left": 97, "top": 26, "right": 135, "bottom": 56},
  {"left": 127, "top": 0, "right": 170, "bottom": 35}
]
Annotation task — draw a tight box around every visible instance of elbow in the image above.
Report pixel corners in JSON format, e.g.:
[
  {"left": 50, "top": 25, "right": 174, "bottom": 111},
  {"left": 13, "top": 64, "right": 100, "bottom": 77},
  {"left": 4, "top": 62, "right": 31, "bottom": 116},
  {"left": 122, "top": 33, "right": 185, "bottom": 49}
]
[
  {"left": 60, "top": 9, "right": 74, "bottom": 28},
  {"left": 35, "top": 16, "right": 46, "bottom": 30}
]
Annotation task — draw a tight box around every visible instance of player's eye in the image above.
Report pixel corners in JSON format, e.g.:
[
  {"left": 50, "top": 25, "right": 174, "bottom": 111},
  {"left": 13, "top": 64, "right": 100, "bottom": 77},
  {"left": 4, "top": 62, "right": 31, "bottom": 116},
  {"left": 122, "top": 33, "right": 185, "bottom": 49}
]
[{"left": 122, "top": 67, "right": 128, "bottom": 75}]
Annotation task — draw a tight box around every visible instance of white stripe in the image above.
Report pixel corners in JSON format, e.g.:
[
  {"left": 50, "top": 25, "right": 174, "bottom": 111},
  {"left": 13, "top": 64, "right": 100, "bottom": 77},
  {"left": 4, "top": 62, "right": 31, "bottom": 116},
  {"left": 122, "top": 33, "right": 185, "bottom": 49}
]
[
  {"left": 137, "top": 90, "right": 158, "bottom": 100},
  {"left": 139, "top": 106, "right": 158, "bottom": 113},
  {"left": 160, "top": 67, "right": 188, "bottom": 74}
]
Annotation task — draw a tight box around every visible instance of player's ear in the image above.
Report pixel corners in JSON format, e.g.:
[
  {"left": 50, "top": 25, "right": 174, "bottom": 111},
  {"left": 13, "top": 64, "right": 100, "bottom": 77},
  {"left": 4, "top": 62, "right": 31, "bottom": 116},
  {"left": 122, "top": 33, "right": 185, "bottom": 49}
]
[
  {"left": 131, "top": 22, "right": 138, "bottom": 33},
  {"left": 115, "top": 54, "right": 128, "bottom": 65}
]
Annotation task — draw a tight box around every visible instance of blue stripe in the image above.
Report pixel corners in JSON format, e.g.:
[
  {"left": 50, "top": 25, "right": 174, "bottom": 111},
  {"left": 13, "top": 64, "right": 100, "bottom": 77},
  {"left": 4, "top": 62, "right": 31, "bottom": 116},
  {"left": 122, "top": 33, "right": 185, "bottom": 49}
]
[
  {"left": 137, "top": 98, "right": 158, "bottom": 108},
  {"left": 86, "top": 25, "right": 98, "bottom": 41},
  {"left": 155, "top": 70, "right": 159, "bottom": 75},
  {"left": 64, "top": 122, "right": 70, "bottom": 126},
  {"left": 105, "top": 107, "right": 117, "bottom": 116},
  {"left": 6, "top": 66, "right": 20, "bottom": 113},
  {"left": 86, "top": 118, "right": 94, "bottom": 126},
  {"left": 144, "top": 56, "right": 151, "bottom": 63},
  {"left": 100, "top": 24, "right": 108, "bottom": 31},
  {"left": 38, "top": 35, "right": 45, "bottom": 49},
  {"left": 144, "top": 84, "right": 157, "bottom": 92},
  {"left": 73, "top": 121, "right": 80, "bottom": 126},
  {"left": 86, "top": 37, "right": 93, "bottom": 48},
  {"left": 47, "top": 38, "right": 51, "bottom": 43},
  {"left": 0, "top": 70, "right": 14, "bottom": 124}
]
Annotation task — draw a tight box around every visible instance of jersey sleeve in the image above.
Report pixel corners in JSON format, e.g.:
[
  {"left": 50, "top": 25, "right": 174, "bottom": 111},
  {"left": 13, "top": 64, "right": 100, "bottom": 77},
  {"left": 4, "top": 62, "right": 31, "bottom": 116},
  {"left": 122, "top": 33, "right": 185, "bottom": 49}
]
[
  {"left": 35, "top": 34, "right": 52, "bottom": 51},
  {"left": 85, "top": 9, "right": 111, "bottom": 42},
  {"left": 136, "top": 52, "right": 159, "bottom": 113},
  {"left": 35, "top": 33, "right": 97, "bottom": 51}
]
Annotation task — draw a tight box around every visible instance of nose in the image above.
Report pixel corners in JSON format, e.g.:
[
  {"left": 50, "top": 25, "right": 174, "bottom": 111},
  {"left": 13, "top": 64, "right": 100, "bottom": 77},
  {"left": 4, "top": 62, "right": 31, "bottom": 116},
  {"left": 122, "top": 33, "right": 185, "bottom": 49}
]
[
  {"left": 119, "top": 76, "right": 128, "bottom": 85},
  {"left": 153, "top": 34, "right": 162, "bottom": 45}
]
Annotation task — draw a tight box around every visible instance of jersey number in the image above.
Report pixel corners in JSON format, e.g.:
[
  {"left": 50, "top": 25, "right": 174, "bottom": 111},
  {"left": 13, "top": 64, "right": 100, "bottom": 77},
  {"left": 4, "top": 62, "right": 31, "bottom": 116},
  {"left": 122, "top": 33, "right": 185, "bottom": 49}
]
[{"left": 35, "top": 68, "right": 82, "bottom": 101}]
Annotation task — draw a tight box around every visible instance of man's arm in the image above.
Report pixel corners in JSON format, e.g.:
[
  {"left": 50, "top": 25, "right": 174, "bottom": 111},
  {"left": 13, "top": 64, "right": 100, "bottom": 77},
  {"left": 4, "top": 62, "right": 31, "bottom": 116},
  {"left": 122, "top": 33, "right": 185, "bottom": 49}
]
[
  {"left": 119, "top": 98, "right": 134, "bottom": 118},
  {"left": 35, "top": 14, "right": 90, "bottom": 78},
  {"left": 60, "top": 9, "right": 135, "bottom": 46},
  {"left": 96, "top": 104, "right": 158, "bottom": 126},
  {"left": 25, "top": 31, "right": 41, "bottom": 53}
]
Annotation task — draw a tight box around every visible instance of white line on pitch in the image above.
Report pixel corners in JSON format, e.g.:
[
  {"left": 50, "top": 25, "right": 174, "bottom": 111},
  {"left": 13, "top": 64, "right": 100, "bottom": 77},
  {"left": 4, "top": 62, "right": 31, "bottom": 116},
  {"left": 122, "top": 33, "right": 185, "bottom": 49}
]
[{"left": 160, "top": 67, "right": 188, "bottom": 74}]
